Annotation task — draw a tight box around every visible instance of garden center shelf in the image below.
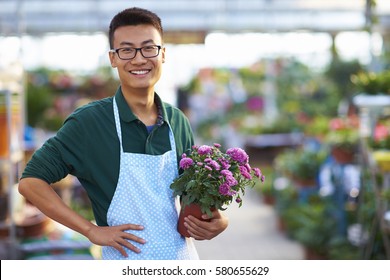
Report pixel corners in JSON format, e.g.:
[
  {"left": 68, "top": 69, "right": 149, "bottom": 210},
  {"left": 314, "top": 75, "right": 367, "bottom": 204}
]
[
  {"left": 0, "top": 87, "right": 25, "bottom": 259},
  {"left": 353, "top": 95, "right": 390, "bottom": 259}
]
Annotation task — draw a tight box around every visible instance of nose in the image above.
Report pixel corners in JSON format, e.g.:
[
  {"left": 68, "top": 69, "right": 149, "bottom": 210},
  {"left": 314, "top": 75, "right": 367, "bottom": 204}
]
[{"left": 131, "top": 49, "right": 147, "bottom": 63}]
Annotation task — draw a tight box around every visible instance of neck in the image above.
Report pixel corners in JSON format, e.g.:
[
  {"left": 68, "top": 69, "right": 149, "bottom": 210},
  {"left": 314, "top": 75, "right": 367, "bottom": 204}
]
[{"left": 122, "top": 87, "right": 157, "bottom": 126}]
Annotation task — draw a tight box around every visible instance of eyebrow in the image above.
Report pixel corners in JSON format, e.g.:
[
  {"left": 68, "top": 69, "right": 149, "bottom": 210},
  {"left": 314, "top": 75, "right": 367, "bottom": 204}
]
[{"left": 119, "top": 39, "right": 156, "bottom": 47}]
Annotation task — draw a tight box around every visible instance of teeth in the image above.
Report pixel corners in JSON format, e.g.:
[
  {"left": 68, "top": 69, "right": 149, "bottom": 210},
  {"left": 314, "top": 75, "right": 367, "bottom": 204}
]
[{"left": 130, "top": 70, "right": 149, "bottom": 75}]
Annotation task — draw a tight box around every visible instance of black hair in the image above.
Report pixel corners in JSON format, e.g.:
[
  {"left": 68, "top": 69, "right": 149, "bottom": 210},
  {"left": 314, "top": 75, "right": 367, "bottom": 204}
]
[{"left": 108, "top": 7, "right": 163, "bottom": 49}]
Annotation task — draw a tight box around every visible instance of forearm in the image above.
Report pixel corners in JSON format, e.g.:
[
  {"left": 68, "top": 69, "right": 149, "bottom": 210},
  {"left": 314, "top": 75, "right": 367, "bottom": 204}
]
[{"left": 18, "top": 177, "right": 95, "bottom": 238}]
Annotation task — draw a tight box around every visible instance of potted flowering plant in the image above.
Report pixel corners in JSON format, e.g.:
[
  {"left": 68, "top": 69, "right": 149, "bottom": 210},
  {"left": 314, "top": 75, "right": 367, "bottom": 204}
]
[
  {"left": 274, "top": 148, "right": 326, "bottom": 187},
  {"left": 325, "top": 117, "right": 360, "bottom": 164},
  {"left": 170, "top": 143, "right": 264, "bottom": 237},
  {"left": 351, "top": 70, "right": 390, "bottom": 96},
  {"left": 371, "top": 119, "right": 390, "bottom": 172},
  {"left": 351, "top": 70, "right": 390, "bottom": 111},
  {"left": 370, "top": 119, "right": 390, "bottom": 150}
]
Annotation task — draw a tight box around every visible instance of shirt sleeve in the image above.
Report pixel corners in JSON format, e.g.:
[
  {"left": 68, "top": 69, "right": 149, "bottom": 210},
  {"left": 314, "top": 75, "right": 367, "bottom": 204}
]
[{"left": 21, "top": 112, "right": 87, "bottom": 184}]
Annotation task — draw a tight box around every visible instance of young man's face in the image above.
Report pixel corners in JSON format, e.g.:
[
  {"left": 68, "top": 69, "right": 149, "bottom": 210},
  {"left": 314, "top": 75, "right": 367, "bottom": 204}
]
[{"left": 109, "top": 24, "right": 165, "bottom": 94}]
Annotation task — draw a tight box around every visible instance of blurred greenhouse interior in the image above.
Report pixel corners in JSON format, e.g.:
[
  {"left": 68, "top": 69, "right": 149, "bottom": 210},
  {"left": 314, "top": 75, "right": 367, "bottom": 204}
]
[{"left": 1, "top": 0, "right": 390, "bottom": 260}]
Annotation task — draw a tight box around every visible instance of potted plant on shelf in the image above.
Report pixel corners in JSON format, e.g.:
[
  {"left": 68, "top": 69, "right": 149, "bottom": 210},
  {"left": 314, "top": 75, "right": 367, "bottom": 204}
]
[
  {"left": 325, "top": 116, "right": 360, "bottom": 164},
  {"left": 351, "top": 70, "right": 390, "bottom": 109},
  {"left": 370, "top": 118, "right": 390, "bottom": 172},
  {"left": 274, "top": 148, "right": 326, "bottom": 188},
  {"left": 289, "top": 196, "right": 337, "bottom": 259},
  {"left": 170, "top": 143, "right": 265, "bottom": 237}
]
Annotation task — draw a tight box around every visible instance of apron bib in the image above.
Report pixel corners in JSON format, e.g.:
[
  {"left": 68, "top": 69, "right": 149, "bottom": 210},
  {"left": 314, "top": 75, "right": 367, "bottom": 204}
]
[{"left": 102, "top": 99, "right": 197, "bottom": 260}]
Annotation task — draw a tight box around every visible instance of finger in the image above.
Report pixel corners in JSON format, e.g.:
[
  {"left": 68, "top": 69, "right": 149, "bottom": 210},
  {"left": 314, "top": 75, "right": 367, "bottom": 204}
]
[
  {"left": 184, "top": 217, "right": 210, "bottom": 239},
  {"left": 112, "top": 241, "right": 129, "bottom": 257},
  {"left": 186, "top": 215, "right": 214, "bottom": 229},
  {"left": 117, "top": 237, "right": 142, "bottom": 255},
  {"left": 121, "top": 231, "right": 147, "bottom": 245},
  {"left": 201, "top": 209, "right": 220, "bottom": 220},
  {"left": 117, "top": 223, "right": 145, "bottom": 231}
]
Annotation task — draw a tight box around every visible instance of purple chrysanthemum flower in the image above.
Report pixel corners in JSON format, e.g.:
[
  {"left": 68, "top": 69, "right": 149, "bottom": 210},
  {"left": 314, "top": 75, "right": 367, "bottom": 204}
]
[
  {"left": 207, "top": 160, "right": 221, "bottom": 170},
  {"left": 218, "top": 158, "right": 231, "bottom": 169},
  {"left": 198, "top": 145, "right": 213, "bottom": 155},
  {"left": 179, "top": 157, "right": 194, "bottom": 170},
  {"left": 244, "top": 163, "right": 252, "bottom": 172},
  {"left": 225, "top": 175, "right": 238, "bottom": 187},
  {"left": 213, "top": 143, "right": 221, "bottom": 148},
  {"left": 221, "top": 169, "right": 233, "bottom": 177},
  {"left": 218, "top": 183, "right": 236, "bottom": 196},
  {"left": 253, "top": 167, "right": 262, "bottom": 178},
  {"left": 261, "top": 175, "right": 266, "bottom": 182},
  {"left": 239, "top": 166, "right": 252, "bottom": 180},
  {"left": 236, "top": 197, "right": 242, "bottom": 203},
  {"left": 226, "top": 147, "right": 249, "bottom": 164},
  {"left": 205, "top": 165, "right": 212, "bottom": 171}
]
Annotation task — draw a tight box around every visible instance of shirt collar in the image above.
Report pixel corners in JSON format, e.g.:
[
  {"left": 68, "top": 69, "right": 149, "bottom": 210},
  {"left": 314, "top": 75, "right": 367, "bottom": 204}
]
[{"left": 114, "top": 86, "right": 166, "bottom": 126}]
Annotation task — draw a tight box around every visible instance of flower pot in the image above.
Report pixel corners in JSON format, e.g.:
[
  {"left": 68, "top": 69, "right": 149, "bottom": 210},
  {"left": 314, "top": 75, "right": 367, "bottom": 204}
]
[
  {"left": 291, "top": 176, "right": 317, "bottom": 188},
  {"left": 304, "top": 247, "right": 327, "bottom": 260},
  {"left": 262, "top": 193, "right": 275, "bottom": 205},
  {"left": 178, "top": 203, "right": 210, "bottom": 238},
  {"left": 331, "top": 147, "right": 354, "bottom": 164}
]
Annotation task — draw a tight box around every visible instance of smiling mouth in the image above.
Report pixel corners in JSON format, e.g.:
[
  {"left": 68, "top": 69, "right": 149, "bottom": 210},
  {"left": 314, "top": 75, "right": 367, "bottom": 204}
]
[{"left": 130, "top": 70, "right": 150, "bottom": 75}]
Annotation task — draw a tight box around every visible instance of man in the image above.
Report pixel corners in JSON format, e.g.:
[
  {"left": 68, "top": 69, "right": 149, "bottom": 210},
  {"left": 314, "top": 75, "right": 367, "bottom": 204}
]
[{"left": 19, "top": 7, "right": 228, "bottom": 260}]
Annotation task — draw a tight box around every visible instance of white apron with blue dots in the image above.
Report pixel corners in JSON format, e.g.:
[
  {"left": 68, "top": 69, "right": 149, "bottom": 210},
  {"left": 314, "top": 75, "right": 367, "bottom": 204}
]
[{"left": 101, "top": 99, "right": 198, "bottom": 260}]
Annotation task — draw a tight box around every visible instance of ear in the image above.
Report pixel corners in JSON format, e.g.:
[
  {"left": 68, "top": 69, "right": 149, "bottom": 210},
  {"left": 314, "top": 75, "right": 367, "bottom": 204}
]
[
  {"left": 109, "top": 51, "right": 117, "bottom": 68},
  {"left": 161, "top": 46, "right": 166, "bottom": 63}
]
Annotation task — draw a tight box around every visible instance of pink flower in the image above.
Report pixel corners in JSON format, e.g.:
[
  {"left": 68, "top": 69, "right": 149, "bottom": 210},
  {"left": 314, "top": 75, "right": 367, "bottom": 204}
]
[
  {"left": 225, "top": 175, "right": 238, "bottom": 187},
  {"left": 198, "top": 145, "right": 213, "bottom": 155},
  {"left": 252, "top": 168, "right": 262, "bottom": 178},
  {"left": 218, "top": 157, "right": 231, "bottom": 169},
  {"left": 374, "top": 124, "right": 389, "bottom": 141},
  {"left": 226, "top": 147, "right": 249, "bottom": 164},
  {"left": 207, "top": 160, "right": 221, "bottom": 170},
  {"left": 179, "top": 157, "right": 194, "bottom": 170},
  {"left": 221, "top": 169, "right": 233, "bottom": 177},
  {"left": 219, "top": 183, "right": 236, "bottom": 196},
  {"left": 239, "top": 166, "right": 252, "bottom": 180}
]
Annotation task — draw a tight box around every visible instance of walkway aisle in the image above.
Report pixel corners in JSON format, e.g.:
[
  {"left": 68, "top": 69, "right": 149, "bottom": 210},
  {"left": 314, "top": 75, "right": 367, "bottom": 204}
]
[{"left": 194, "top": 188, "right": 305, "bottom": 260}]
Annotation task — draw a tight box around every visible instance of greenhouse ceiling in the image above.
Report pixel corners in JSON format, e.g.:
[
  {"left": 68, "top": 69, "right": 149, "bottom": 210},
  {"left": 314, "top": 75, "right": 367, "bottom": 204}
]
[{"left": 1, "top": 0, "right": 390, "bottom": 39}]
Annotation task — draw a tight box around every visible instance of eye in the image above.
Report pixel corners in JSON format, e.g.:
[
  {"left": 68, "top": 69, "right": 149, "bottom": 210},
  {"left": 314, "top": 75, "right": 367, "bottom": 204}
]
[
  {"left": 143, "top": 45, "right": 157, "bottom": 52},
  {"left": 120, "top": 47, "right": 134, "bottom": 54}
]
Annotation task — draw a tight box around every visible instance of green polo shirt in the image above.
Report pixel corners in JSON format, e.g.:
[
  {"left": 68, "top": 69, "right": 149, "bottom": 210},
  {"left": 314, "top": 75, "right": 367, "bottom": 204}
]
[{"left": 21, "top": 87, "right": 194, "bottom": 226}]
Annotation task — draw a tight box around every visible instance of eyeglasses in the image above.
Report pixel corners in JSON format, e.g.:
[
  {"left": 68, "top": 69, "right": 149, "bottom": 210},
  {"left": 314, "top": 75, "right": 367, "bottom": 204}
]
[{"left": 110, "top": 45, "right": 162, "bottom": 60}]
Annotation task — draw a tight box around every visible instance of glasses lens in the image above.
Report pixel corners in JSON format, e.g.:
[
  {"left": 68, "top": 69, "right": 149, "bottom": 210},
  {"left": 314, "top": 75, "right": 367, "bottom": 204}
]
[
  {"left": 116, "top": 46, "right": 160, "bottom": 59},
  {"left": 140, "top": 46, "right": 160, "bottom": 58},
  {"left": 118, "top": 48, "right": 135, "bottom": 59}
]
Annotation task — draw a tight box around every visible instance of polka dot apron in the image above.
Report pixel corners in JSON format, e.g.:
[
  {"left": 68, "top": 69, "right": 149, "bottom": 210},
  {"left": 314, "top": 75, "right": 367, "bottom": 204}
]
[{"left": 102, "top": 99, "right": 198, "bottom": 260}]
